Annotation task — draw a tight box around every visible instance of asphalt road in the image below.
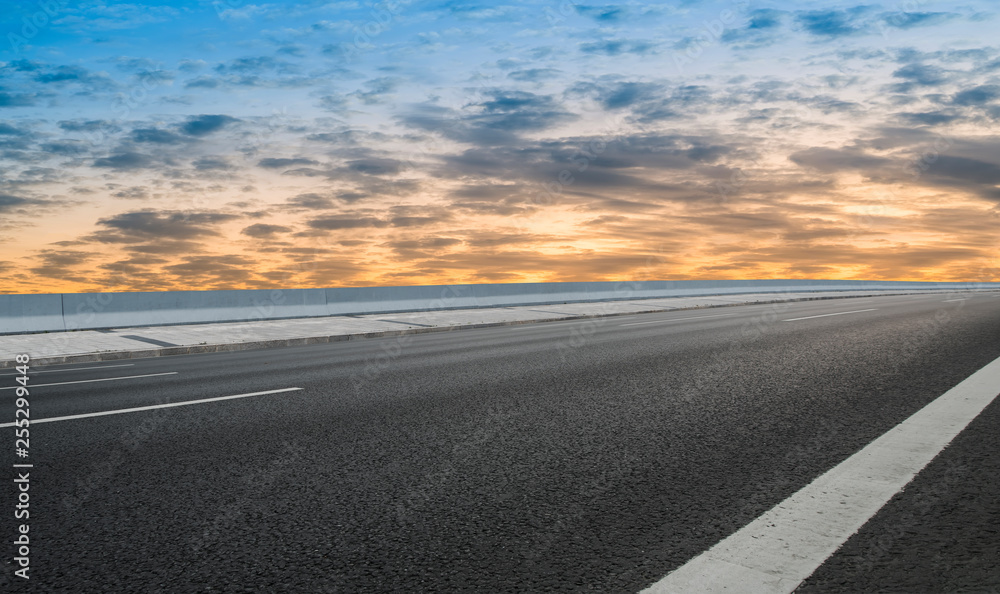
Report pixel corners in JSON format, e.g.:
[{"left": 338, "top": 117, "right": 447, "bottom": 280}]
[{"left": 3, "top": 292, "right": 1000, "bottom": 592}]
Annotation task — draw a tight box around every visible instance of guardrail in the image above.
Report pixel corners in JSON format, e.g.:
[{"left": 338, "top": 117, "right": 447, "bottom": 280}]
[{"left": 2, "top": 279, "right": 998, "bottom": 334}]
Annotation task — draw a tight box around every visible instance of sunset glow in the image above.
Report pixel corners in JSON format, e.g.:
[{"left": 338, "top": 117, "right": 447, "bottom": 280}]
[{"left": 2, "top": 0, "right": 999, "bottom": 294}]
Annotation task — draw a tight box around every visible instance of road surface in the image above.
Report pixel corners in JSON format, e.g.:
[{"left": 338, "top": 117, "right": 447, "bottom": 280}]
[{"left": 3, "top": 292, "right": 999, "bottom": 592}]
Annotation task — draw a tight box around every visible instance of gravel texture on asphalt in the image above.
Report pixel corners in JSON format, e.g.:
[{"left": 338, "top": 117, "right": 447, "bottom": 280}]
[{"left": 2, "top": 295, "right": 998, "bottom": 592}]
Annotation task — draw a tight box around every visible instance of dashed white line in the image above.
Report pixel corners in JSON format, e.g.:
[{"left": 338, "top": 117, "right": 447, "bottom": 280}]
[
  {"left": 639, "top": 353, "right": 1000, "bottom": 594},
  {"left": 0, "top": 363, "right": 135, "bottom": 377},
  {"left": 943, "top": 298, "right": 967, "bottom": 302},
  {"left": 781, "top": 309, "right": 877, "bottom": 322},
  {"left": 0, "top": 372, "right": 177, "bottom": 390},
  {"left": 621, "top": 314, "right": 735, "bottom": 327},
  {"left": 0, "top": 387, "right": 304, "bottom": 427}
]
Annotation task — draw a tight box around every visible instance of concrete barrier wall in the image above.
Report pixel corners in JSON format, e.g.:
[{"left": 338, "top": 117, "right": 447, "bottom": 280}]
[
  {"left": 0, "top": 293, "right": 64, "bottom": 334},
  {"left": 324, "top": 279, "right": 1000, "bottom": 314},
  {"left": 61, "top": 288, "right": 329, "bottom": 330},
  {"left": 2, "top": 280, "right": 998, "bottom": 333}
]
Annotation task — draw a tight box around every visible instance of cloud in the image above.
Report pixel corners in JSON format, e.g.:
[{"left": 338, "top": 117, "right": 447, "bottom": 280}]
[
  {"left": 276, "top": 44, "right": 306, "bottom": 57},
  {"left": 216, "top": 3, "right": 271, "bottom": 21},
  {"left": 92, "top": 211, "right": 239, "bottom": 242},
  {"left": 258, "top": 157, "right": 320, "bottom": 168},
  {"left": 336, "top": 191, "right": 368, "bottom": 203},
  {"left": 399, "top": 91, "right": 578, "bottom": 146},
  {"left": 178, "top": 59, "right": 207, "bottom": 72},
  {"left": 0, "top": 122, "right": 27, "bottom": 136},
  {"left": 318, "top": 94, "right": 349, "bottom": 112},
  {"left": 507, "top": 68, "right": 561, "bottom": 82},
  {"left": 28, "top": 249, "right": 95, "bottom": 281},
  {"left": 572, "top": 81, "right": 718, "bottom": 123},
  {"left": 789, "top": 147, "right": 892, "bottom": 173},
  {"left": 387, "top": 205, "right": 454, "bottom": 228},
  {"left": 952, "top": 85, "right": 1000, "bottom": 106},
  {"left": 574, "top": 5, "right": 628, "bottom": 22},
  {"left": 892, "top": 63, "right": 949, "bottom": 87},
  {"left": 111, "top": 186, "right": 149, "bottom": 199},
  {"left": 59, "top": 119, "right": 118, "bottom": 132},
  {"left": 795, "top": 8, "right": 868, "bottom": 38},
  {"left": 721, "top": 9, "right": 786, "bottom": 47},
  {"left": 93, "top": 152, "right": 157, "bottom": 170},
  {"left": 320, "top": 42, "right": 357, "bottom": 60},
  {"left": 590, "top": 81, "right": 667, "bottom": 109},
  {"left": 50, "top": 3, "right": 179, "bottom": 31},
  {"left": 132, "top": 127, "right": 186, "bottom": 144},
  {"left": 579, "top": 39, "right": 658, "bottom": 56},
  {"left": 920, "top": 155, "right": 1000, "bottom": 199},
  {"left": 241, "top": 223, "right": 292, "bottom": 237},
  {"left": 112, "top": 57, "right": 159, "bottom": 72},
  {"left": 40, "top": 141, "right": 88, "bottom": 155},
  {"left": 746, "top": 8, "right": 784, "bottom": 30},
  {"left": 4, "top": 0, "right": 1000, "bottom": 292},
  {"left": 285, "top": 192, "right": 339, "bottom": 210},
  {"left": 5, "top": 60, "right": 41, "bottom": 72},
  {"left": 898, "top": 111, "right": 960, "bottom": 126},
  {"left": 135, "top": 70, "right": 174, "bottom": 84},
  {"left": 307, "top": 215, "right": 389, "bottom": 230},
  {"left": 33, "top": 65, "right": 106, "bottom": 85},
  {"left": 180, "top": 115, "right": 239, "bottom": 136},
  {"left": 353, "top": 76, "right": 401, "bottom": 105},
  {"left": 189, "top": 56, "right": 313, "bottom": 89},
  {"left": 184, "top": 76, "right": 219, "bottom": 89},
  {"left": 347, "top": 158, "right": 401, "bottom": 176},
  {"left": 214, "top": 56, "right": 290, "bottom": 75},
  {"left": 880, "top": 11, "right": 957, "bottom": 30},
  {"left": 385, "top": 236, "right": 463, "bottom": 259},
  {"left": 0, "top": 193, "right": 33, "bottom": 212},
  {"left": 192, "top": 157, "right": 234, "bottom": 171},
  {"left": 0, "top": 92, "right": 36, "bottom": 107},
  {"left": 161, "top": 255, "right": 258, "bottom": 287}
]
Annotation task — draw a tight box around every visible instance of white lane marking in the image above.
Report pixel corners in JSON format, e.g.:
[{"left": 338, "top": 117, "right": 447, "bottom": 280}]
[
  {"left": 0, "top": 372, "right": 177, "bottom": 390},
  {"left": 943, "top": 298, "right": 967, "bottom": 302},
  {"left": 640, "top": 354, "right": 1000, "bottom": 594},
  {"left": 781, "top": 309, "right": 877, "bottom": 322},
  {"left": 621, "top": 314, "right": 735, "bottom": 327},
  {"left": 0, "top": 363, "right": 135, "bottom": 377},
  {"left": 0, "top": 387, "right": 304, "bottom": 427}
]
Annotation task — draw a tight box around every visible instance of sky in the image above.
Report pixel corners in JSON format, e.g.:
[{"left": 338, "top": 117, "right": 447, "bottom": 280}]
[{"left": 1, "top": 0, "right": 999, "bottom": 294}]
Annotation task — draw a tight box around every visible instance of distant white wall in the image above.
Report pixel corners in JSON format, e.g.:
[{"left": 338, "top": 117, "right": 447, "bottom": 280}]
[{"left": 2, "top": 280, "right": 997, "bottom": 334}]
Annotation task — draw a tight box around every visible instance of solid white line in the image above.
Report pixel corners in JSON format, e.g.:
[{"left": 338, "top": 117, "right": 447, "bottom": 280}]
[
  {"left": 781, "top": 309, "right": 877, "bottom": 322},
  {"left": 942, "top": 298, "right": 967, "bottom": 302},
  {"left": 0, "top": 387, "right": 304, "bottom": 427},
  {"left": 639, "top": 353, "right": 1000, "bottom": 594},
  {"left": 0, "top": 363, "right": 135, "bottom": 377},
  {"left": 621, "top": 314, "right": 735, "bottom": 326},
  {"left": 0, "top": 372, "right": 177, "bottom": 390}
]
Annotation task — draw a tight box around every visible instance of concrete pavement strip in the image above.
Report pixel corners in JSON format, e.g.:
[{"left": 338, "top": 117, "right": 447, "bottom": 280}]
[{"left": 1, "top": 290, "right": 994, "bottom": 368}]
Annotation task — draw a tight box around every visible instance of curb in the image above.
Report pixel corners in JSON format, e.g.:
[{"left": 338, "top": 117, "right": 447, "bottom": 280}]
[{"left": 1, "top": 291, "right": 986, "bottom": 368}]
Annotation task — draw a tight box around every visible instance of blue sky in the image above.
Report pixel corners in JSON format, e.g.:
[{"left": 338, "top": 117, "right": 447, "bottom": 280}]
[{"left": 2, "top": 0, "right": 999, "bottom": 292}]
